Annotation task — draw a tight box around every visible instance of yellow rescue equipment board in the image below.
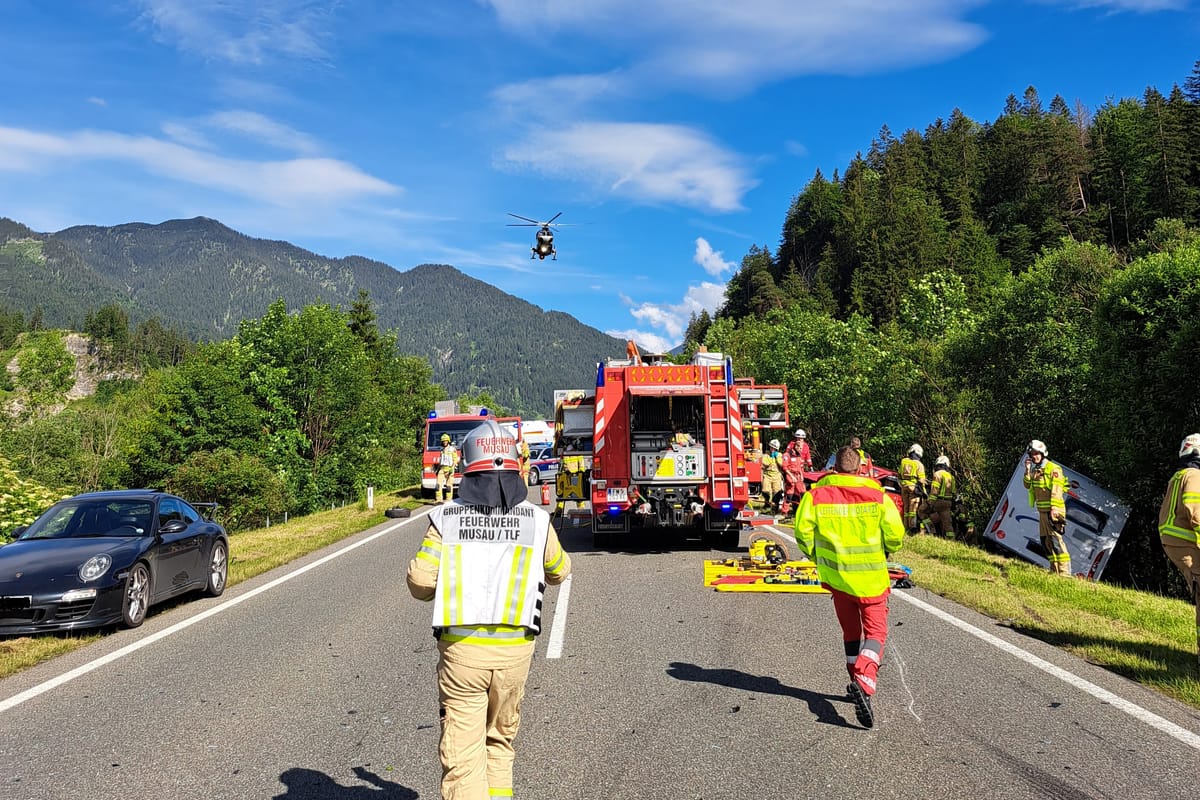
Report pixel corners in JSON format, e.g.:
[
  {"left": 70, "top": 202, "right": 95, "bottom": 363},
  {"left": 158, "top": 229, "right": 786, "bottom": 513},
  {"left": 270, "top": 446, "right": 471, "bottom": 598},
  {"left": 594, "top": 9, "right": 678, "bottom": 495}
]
[{"left": 703, "top": 557, "right": 829, "bottom": 593}]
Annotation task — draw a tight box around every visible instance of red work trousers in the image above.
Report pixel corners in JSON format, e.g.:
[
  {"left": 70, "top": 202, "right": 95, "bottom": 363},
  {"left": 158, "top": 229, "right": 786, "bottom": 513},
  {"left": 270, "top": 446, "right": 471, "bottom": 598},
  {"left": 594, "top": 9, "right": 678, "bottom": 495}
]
[{"left": 830, "top": 587, "right": 890, "bottom": 696}]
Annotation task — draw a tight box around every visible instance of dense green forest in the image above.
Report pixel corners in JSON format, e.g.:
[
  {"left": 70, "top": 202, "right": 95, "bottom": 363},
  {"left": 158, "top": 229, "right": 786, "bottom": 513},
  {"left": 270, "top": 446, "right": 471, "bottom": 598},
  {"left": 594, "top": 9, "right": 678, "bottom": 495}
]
[
  {"left": 0, "top": 217, "right": 625, "bottom": 416},
  {"left": 690, "top": 63, "right": 1200, "bottom": 595}
]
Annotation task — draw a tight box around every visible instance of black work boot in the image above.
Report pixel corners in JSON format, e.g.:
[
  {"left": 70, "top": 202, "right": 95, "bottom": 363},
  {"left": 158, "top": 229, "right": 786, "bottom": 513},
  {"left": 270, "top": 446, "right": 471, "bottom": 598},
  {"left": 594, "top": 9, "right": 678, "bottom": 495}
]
[{"left": 848, "top": 683, "right": 874, "bottom": 729}]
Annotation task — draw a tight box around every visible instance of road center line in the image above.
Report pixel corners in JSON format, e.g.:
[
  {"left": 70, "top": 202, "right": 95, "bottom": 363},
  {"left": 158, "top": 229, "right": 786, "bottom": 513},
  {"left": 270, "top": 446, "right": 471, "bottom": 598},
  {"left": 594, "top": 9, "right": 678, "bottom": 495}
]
[
  {"left": 544, "top": 574, "right": 573, "bottom": 660},
  {"left": 762, "top": 524, "right": 1200, "bottom": 751},
  {"left": 0, "top": 509, "right": 432, "bottom": 716}
]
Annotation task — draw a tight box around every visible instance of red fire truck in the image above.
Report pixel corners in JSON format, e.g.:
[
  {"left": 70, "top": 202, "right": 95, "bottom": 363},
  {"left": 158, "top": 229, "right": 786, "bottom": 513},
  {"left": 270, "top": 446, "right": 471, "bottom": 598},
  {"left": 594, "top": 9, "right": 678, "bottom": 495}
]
[
  {"left": 419, "top": 409, "right": 521, "bottom": 498},
  {"left": 589, "top": 350, "right": 751, "bottom": 548}
]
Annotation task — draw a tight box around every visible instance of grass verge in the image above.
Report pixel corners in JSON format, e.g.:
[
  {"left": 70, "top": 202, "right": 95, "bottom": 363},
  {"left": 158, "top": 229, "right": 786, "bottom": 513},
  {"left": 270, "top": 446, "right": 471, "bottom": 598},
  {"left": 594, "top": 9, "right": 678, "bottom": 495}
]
[
  {"left": 0, "top": 488, "right": 425, "bottom": 680},
  {"left": 900, "top": 534, "right": 1200, "bottom": 707}
]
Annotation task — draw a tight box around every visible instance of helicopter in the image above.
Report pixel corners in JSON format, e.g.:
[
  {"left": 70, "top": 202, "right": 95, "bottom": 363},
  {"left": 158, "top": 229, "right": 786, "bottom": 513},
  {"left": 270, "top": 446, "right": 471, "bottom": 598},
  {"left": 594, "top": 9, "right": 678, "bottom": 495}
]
[{"left": 507, "top": 212, "right": 566, "bottom": 260}]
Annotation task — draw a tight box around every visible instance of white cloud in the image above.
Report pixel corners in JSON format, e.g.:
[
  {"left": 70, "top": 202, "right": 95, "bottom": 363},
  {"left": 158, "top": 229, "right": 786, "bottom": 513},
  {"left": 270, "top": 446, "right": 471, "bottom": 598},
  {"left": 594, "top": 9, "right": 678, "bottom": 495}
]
[
  {"left": 483, "top": 1, "right": 990, "bottom": 90},
  {"left": 208, "top": 110, "right": 320, "bottom": 154},
  {"left": 693, "top": 237, "right": 735, "bottom": 276},
  {"left": 134, "top": 0, "right": 332, "bottom": 64},
  {"left": 608, "top": 280, "right": 727, "bottom": 351},
  {"left": 86, "top": 97, "right": 107, "bottom": 107},
  {"left": 500, "top": 122, "right": 756, "bottom": 212},
  {"left": 491, "top": 72, "right": 627, "bottom": 118},
  {"left": 0, "top": 125, "right": 397, "bottom": 206}
]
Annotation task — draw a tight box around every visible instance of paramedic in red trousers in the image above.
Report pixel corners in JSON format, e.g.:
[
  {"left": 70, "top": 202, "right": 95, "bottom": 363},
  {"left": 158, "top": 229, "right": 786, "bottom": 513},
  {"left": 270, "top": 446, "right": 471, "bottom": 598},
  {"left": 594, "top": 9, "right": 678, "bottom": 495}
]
[
  {"left": 407, "top": 419, "right": 572, "bottom": 799},
  {"left": 1158, "top": 433, "right": 1200, "bottom": 674},
  {"left": 794, "top": 446, "right": 905, "bottom": 728}
]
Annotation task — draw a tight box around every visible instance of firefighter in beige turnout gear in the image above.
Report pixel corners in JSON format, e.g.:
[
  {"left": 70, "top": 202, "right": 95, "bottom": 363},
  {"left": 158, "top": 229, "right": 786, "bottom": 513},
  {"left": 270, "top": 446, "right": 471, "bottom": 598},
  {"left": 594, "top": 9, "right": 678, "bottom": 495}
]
[
  {"left": 436, "top": 433, "right": 460, "bottom": 503},
  {"left": 919, "top": 455, "right": 956, "bottom": 537},
  {"left": 1159, "top": 433, "right": 1200, "bottom": 673},
  {"left": 1023, "top": 439, "right": 1072, "bottom": 576},
  {"left": 898, "top": 444, "right": 927, "bottom": 534},
  {"left": 408, "top": 419, "right": 572, "bottom": 799}
]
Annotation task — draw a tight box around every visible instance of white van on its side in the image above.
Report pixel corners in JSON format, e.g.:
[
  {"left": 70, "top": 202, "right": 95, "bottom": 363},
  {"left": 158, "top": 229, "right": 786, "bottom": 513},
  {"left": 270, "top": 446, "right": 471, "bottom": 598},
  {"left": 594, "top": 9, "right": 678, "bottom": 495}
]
[{"left": 983, "top": 456, "right": 1130, "bottom": 581}]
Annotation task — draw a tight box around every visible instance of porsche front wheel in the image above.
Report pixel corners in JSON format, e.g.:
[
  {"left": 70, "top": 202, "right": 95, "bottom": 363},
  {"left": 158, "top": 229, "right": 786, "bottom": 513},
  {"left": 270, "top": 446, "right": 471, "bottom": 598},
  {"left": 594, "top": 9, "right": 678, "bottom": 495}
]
[{"left": 122, "top": 563, "right": 151, "bottom": 628}]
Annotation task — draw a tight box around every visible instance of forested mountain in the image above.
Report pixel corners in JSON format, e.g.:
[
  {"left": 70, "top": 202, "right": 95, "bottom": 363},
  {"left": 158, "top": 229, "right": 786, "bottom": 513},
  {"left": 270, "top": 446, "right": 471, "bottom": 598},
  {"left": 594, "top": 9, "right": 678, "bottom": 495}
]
[
  {"left": 0, "top": 217, "right": 626, "bottom": 415},
  {"left": 0, "top": 220, "right": 157, "bottom": 330}
]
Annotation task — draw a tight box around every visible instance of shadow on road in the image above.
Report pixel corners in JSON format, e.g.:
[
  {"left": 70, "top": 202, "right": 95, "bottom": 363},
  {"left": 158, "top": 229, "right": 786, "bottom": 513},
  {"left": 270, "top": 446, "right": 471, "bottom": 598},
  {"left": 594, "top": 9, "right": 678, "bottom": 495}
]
[
  {"left": 273, "top": 766, "right": 419, "bottom": 799},
  {"left": 666, "top": 661, "right": 854, "bottom": 728}
]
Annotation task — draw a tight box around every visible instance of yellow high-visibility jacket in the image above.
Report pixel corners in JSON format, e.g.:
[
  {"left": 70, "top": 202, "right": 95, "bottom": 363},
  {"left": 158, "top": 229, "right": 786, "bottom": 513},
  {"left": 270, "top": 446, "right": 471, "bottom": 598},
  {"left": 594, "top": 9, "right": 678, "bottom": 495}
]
[
  {"left": 1159, "top": 466, "right": 1200, "bottom": 545},
  {"left": 794, "top": 473, "right": 905, "bottom": 597},
  {"left": 1024, "top": 459, "right": 1067, "bottom": 514},
  {"left": 929, "top": 468, "right": 956, "bottom": 502},
  {"left": 899, "top": 457, "right": 926, "bottom": 490}
]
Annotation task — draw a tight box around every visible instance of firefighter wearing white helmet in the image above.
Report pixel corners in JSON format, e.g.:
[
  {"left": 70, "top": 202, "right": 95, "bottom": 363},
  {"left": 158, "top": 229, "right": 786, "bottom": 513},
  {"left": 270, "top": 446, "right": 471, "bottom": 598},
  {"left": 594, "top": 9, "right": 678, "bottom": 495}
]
[
  {"left": 407, "top": 419, "right": 572, "bottom": 799},
  {"left": 1158, "top": 433, "right": 1200, "bottom": 672},
  {"left": 1023, "top": 439, "right": 1071, "bottom": 576},
  {"left": 782, "top": 428, "right": 813, "bottom": 515},
  {"left": 435, "top": 433, "right": 460, "bottom": 503},
  {"left": 785, "top": 428, "right": 813, "bottom": 471},
  {"left": 899, "top": 444, "right": 927, "bottom": 533},
  {"left": 760, "top": 438, "right": 785, "bottom": 515},
  {"left": 919, "top": 454, "right": 957, "bottom": 536}
]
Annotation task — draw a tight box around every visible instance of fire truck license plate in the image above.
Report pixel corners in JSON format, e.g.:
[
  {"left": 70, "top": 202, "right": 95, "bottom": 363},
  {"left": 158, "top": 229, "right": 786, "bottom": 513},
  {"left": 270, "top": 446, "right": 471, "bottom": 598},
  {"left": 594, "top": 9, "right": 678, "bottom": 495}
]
[{"left": 606, "top": 488, "right": 628, "bottom": 503}]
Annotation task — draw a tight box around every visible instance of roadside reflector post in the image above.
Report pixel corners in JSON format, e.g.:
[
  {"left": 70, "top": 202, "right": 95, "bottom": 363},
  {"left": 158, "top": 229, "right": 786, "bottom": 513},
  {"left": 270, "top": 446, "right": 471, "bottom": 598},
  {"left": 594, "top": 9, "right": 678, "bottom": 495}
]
[{"left": 367, "top": 486, "right": 374, "bottom": 510}]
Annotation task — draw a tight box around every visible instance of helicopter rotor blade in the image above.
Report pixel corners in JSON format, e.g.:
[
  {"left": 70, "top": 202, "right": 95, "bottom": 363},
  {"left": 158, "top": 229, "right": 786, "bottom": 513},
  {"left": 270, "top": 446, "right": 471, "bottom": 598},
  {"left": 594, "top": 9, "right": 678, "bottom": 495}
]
[
  {"left": 507, "top": 213, "right": 541, "bottom": 225},
  {"left": 546, "top": 211, "right": 563, "bottom": 224}
]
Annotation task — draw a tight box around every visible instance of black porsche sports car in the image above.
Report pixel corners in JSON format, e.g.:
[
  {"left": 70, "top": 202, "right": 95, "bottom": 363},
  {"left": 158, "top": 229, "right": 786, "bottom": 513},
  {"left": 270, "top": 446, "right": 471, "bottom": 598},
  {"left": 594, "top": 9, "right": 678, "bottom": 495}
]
[{"left": 0, "top": 490, "right": 229, "bottom": 634}]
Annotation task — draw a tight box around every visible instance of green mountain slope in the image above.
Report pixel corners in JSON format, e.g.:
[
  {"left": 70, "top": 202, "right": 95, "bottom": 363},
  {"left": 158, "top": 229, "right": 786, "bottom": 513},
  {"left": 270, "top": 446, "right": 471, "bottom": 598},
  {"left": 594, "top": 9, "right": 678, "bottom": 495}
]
[{"left": 2, "top": 216, "right": 624, "bottom": 415}]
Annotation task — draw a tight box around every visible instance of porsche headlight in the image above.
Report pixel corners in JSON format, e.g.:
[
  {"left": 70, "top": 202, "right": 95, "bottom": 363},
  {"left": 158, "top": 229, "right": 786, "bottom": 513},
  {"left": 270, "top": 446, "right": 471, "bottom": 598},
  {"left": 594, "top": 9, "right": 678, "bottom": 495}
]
[{"left": 79, "top": 555, "right": 112, "bottom": 582}]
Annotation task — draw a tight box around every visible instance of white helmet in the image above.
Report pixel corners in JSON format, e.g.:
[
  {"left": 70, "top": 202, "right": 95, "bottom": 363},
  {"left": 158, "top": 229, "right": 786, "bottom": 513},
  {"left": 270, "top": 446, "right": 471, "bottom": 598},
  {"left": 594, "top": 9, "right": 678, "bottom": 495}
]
[
  {"left": 794, "top": 429, "right": 807, "bottom": 439},
  {"left": 461, "top": 419, "right": 521, "bottom": 474},
  {"left": 1028, "top": 439, "right": 1048, "bottom": 457},
  {"left": 935, "top": 455, "right": 950, "bottom": 469},
  {"left": 1180, "top": 434, "right": 1200, "bottom": 459},
  {"left": 768, "top": 438, "right": 781, "bottom": 450},
  {"left": 908, "top": 443, "right": 924, "bottom": 459}
]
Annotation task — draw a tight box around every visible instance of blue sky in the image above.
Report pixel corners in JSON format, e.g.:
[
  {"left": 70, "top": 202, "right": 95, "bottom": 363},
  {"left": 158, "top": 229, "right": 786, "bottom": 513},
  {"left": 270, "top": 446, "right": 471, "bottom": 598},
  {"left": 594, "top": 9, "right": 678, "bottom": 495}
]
[{"left": 1, "top": 1, "right": 1198, "bottom": 351}]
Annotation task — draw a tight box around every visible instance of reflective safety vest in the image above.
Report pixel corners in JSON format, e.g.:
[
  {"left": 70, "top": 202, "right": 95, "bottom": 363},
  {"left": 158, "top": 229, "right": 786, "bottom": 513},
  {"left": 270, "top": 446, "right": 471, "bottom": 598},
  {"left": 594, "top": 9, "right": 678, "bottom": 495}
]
[
  {"left": 899, "top": 457, "right": 926, "bottom": 490},
  {"left": 929, "top": 468, "right": 956, "bottom": 501},
  {"left": 1024, "top": 459, "right": 1066, "bottom": 513},
  {"left": 793, "top": 473, "right": 905, "bottom": 597},
  {"left": 1158, "top": 467, "right": 1200, "bottom": 544},
  {"left": 439, "top": 445, "right": 459, "bottom": 468},
  {"left": 430, "top": 500, "right": 550, "bottom": 643}
]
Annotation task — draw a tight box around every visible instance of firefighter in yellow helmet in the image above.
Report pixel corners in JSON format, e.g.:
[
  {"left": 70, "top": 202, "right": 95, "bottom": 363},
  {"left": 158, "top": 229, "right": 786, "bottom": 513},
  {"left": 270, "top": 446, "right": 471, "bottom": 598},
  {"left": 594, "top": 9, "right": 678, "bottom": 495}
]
[
  {"left": 517, "top": 433, "right": 531, "bottom": 485},
  {"left": 407, "top": 419, "right": 572, "bottom": 800},
  {"left": 1158, "top": 433, "right": 1200, "bottom": 673},
  {"left": 1023, "top": 439, "right": 1071, "bottom": 576},
  {"left": 919, "top": 455, "right": 956, "bottom": 537},
  {"left": 435, "top": 433, "right": 460, "bottom": 503},
  {"left": 898, "top": 444, "right": 927, "bottom": 534},
  {"left": 794, "top": 446, "right": 905, "bottom": 728},
  {"left": 760, "top": 438, "right": 785, "bottom": 515}
]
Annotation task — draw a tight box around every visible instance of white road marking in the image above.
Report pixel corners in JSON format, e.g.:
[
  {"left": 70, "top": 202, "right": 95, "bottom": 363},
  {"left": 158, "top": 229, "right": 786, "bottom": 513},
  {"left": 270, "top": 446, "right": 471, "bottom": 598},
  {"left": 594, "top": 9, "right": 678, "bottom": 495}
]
[
  {"left": 761, "top": 524, "right": 1200, "bottom": 751},
  {"left": 0, "top": 509, "right": 432, "bottom": 715},
  {"left": 544, "top": 574, "right": 573, "bottom": 659}
]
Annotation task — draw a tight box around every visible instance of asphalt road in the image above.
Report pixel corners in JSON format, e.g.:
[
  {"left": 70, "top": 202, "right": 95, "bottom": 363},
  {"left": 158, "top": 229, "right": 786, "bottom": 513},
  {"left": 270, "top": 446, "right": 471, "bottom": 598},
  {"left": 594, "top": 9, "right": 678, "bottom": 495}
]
[{"left": 1, "top": 492, "right": 1198, "bottom": 800}]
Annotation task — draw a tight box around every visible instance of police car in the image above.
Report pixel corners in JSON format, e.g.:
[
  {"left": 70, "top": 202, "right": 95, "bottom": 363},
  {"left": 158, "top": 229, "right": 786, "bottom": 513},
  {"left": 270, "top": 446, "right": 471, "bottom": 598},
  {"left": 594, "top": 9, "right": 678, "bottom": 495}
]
[{"left": 526, "top": 446, "right": 561, "bottom": 486}]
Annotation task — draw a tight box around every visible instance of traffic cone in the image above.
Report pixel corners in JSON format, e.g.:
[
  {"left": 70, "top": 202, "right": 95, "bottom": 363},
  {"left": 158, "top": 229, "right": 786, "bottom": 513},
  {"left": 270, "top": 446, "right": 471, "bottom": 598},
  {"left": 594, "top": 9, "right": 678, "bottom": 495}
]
[{"left": 541, "top": 484, "right": 551, "bottom": 505}]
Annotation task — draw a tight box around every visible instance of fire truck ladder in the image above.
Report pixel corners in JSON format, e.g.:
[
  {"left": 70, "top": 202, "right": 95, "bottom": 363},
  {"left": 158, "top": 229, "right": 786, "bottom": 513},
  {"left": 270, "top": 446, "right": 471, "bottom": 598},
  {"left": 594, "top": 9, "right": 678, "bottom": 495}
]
[{"left": 704, "top": 367, "right": 736, "bottom": 508}]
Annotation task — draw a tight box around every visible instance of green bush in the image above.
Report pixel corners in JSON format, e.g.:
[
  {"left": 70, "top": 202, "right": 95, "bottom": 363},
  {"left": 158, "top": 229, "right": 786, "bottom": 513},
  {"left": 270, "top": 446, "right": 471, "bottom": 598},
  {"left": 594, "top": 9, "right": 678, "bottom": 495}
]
[{"left": 0, "top": 456, "right": 66, "bottom": 541}]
